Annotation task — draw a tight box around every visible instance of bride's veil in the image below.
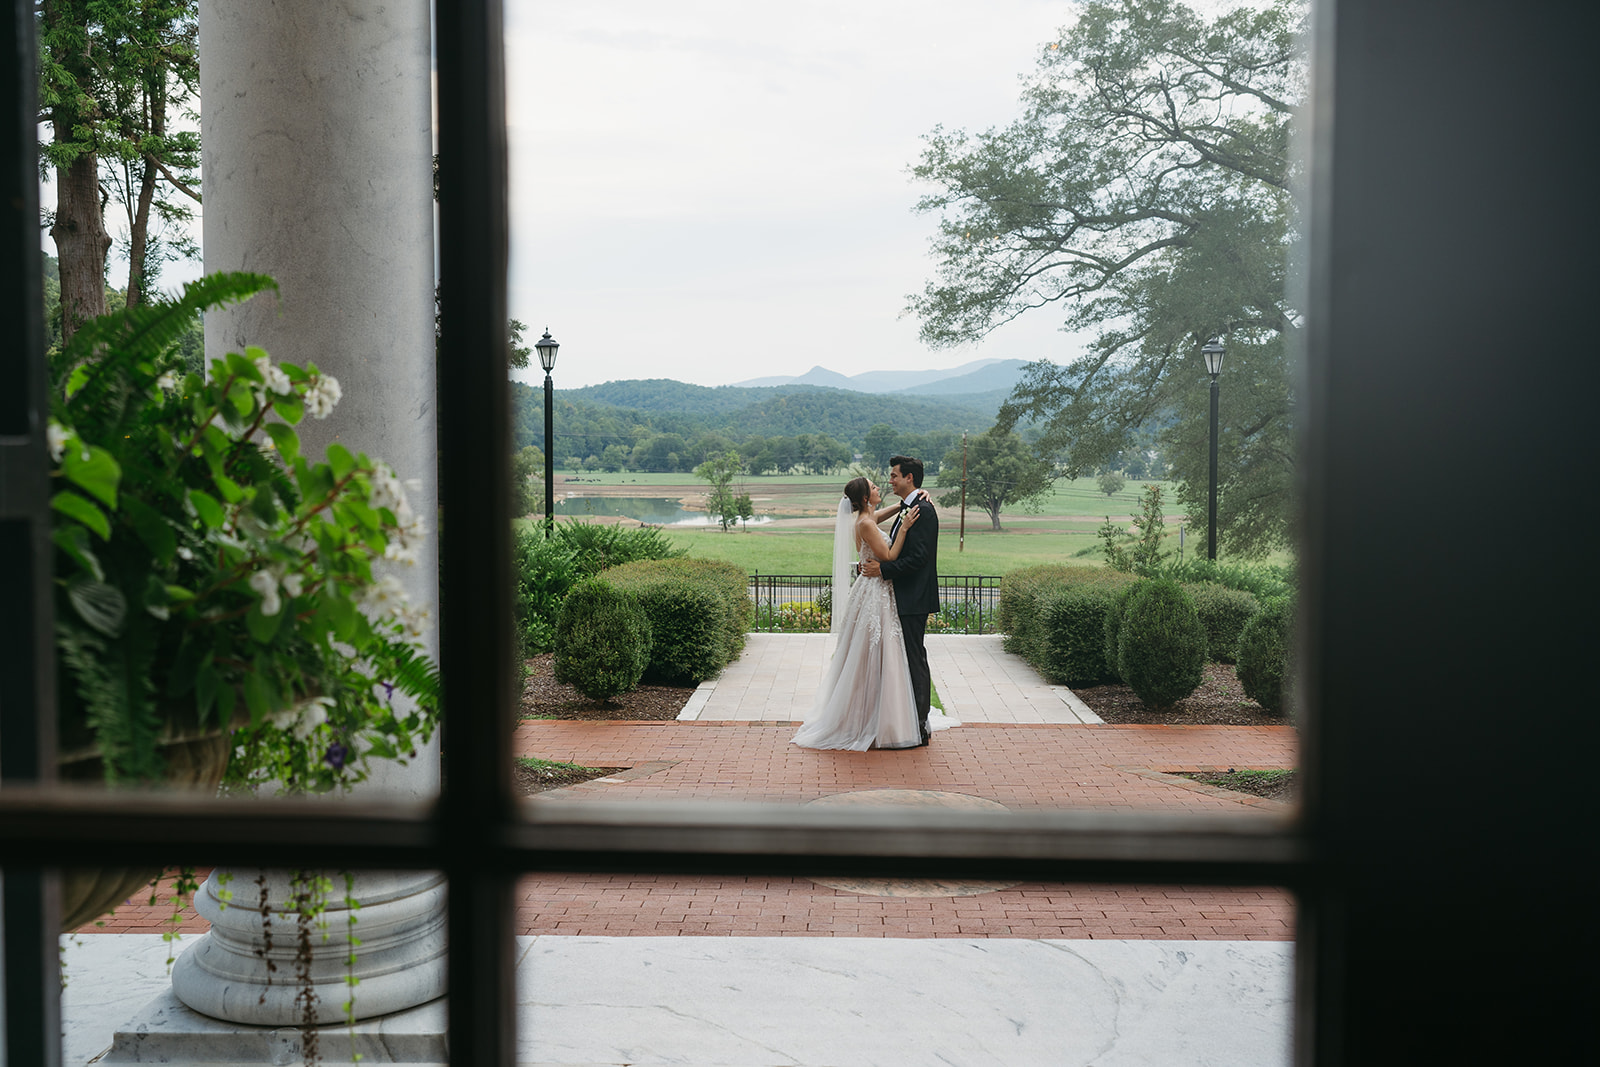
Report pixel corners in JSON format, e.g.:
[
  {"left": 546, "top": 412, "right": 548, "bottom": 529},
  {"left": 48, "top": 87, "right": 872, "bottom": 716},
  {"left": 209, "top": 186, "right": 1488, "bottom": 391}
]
[{"left": 829, "top": 496, "right": 855, "bottom": 635}]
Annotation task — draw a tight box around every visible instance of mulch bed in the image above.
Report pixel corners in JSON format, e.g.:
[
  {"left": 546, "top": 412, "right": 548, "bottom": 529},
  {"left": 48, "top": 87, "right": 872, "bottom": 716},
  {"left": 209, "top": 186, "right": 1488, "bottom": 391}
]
[
  {"left": 1073, "top": 663, "right": 1287, "bottom": 726},
  {"left": 520, "top": 653, "right": 696, "bottom": 722}
]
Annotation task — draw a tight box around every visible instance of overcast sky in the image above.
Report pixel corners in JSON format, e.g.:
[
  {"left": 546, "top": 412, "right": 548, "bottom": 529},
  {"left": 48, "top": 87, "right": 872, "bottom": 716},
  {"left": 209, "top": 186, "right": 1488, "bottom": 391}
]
[
  {"left": 62, "top": 2, "right": 1087, "bottom": 392},
  {"left": 503, "top": 0, "right": 1083, "bottom": 390}
]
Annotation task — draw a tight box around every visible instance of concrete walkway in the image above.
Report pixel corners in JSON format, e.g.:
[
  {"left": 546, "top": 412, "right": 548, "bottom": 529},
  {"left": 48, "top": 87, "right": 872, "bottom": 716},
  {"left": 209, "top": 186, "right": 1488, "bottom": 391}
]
[
  {"left": 64, "top": 633, "right": 1299, "bottom": 1065},
  {"left": 683, "top": 633, "right": 1102, "bottom": 724}
]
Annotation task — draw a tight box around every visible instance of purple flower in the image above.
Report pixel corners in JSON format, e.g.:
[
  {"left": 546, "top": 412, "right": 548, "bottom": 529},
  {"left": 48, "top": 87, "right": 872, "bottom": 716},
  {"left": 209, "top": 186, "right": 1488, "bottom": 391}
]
[
  {"left": 382, "top": 680, "right": 396, "bottom": 703},
  {"left": 324, "top": 741, "right": 349, "bottom": 771}
]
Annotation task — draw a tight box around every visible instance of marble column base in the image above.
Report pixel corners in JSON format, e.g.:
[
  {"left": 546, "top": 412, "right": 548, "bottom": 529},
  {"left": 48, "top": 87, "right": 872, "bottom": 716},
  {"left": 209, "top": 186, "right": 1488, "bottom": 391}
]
[{"left": 170, "top": 869, "right": 446, "bottom": 1026}]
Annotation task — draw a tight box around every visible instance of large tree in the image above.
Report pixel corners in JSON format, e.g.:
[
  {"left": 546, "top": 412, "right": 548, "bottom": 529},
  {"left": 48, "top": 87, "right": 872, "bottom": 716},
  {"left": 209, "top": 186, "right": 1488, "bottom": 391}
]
[
  {"left": 935, "top": 430, "right": 1055, "bottom": 531},
  {"left": 39, "top": 0, "right": 202, "bottom": 339},
  {"left": 909, "top": 0, "right": 1304, "bottom": 557}
]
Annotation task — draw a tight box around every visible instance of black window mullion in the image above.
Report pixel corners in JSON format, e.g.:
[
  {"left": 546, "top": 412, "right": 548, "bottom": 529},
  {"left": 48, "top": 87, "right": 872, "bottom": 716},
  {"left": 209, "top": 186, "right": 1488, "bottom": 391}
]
[
  {"left": 1, "top": 1, "right": 61, "bottom": 1062},
  {"left": 434, "top": 0, "right": 518, "bottom": 1063}
]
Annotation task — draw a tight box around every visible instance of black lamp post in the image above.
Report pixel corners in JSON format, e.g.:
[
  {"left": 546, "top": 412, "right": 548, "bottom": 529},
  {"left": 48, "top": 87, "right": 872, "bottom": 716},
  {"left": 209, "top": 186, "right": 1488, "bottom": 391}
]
[
  {"left": 535, "top": 329, "right": 560, "bottom": 537},
  {"left": 1201, "top": 337, "right": 1226, "bottom": 560}
]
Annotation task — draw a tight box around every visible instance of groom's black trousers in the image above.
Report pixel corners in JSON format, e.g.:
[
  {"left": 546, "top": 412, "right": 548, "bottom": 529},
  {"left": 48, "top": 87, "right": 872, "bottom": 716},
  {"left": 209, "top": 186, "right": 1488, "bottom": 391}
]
[{"left": 899, "top": 612, "right": 931, "bottom": 727}]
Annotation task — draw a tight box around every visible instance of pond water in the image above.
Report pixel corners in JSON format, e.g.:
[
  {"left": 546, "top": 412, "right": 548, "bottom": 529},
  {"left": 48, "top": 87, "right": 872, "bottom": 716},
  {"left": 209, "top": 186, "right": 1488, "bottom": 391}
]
[{"left": 554, "top": 495, "right": 772, "bottom": 526}]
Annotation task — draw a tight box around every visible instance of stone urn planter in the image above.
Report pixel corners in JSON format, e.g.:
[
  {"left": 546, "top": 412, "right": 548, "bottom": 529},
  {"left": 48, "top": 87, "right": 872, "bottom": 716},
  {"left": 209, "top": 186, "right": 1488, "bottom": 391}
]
[{"left": 55, "top": 729, "right": 233, "bottom": 932}]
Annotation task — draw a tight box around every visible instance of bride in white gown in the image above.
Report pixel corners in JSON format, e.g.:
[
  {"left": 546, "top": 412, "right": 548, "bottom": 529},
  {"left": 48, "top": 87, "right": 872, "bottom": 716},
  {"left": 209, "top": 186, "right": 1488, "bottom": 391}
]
[{"left": 792, "top": 476, "right": 958, "bottom": 751}]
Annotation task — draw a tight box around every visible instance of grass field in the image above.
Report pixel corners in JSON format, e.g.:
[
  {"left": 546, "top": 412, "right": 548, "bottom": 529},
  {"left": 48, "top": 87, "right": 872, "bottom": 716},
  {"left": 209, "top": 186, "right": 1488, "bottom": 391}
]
[{"left": 539, "top": 472, "right": 1284, "bottom": 577}]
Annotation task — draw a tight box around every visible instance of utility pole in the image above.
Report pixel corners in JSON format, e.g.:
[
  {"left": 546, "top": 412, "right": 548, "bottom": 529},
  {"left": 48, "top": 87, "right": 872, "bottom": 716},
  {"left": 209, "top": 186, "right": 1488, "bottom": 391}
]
[{"left": 959, "top": 431, "right": 967, "bottom": 553}]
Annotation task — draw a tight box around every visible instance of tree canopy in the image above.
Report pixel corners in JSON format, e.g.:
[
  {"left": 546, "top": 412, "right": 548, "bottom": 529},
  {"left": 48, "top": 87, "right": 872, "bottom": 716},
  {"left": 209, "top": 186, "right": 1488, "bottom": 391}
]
[
  {"left": 40, "top": 0, "right": 202, "bottom": 338},
  {"left": 909, "top": 0, "right": 1305, "bottom": 557},
  {"left": 935, "top": 430, "right": 1055, "bottom": 532}
]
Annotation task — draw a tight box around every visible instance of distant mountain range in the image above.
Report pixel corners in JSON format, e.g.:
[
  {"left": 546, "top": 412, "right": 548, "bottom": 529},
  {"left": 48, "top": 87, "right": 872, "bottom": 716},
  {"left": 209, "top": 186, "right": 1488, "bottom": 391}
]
[{"left": 734, "top": 357, "right": 1031, "bottom": 399}]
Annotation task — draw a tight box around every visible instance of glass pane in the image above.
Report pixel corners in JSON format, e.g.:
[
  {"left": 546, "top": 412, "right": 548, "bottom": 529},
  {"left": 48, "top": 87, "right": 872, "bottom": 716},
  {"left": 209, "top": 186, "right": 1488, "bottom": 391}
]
[
  {"left": 61, "top": 865, "right": 447, "bottom": 1065},
  {"left": 515, "top": 871, "right": 1293, "bottom": 1064},
  {"left": 506, "top": 0, "right": 1302, "bottom": 821},
  {"left": 27, "top": 0, "right": 445, "bottom": 820}
]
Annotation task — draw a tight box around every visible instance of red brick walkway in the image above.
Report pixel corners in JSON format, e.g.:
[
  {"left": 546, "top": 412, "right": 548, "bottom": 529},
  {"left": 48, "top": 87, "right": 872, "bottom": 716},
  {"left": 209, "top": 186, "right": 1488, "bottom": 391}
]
[
  {"left": 510, "top": 720, "right": 1297, "bottom": 940},
  {"left": 78, "top": 721, "right": 1298, "bottom": 940}
]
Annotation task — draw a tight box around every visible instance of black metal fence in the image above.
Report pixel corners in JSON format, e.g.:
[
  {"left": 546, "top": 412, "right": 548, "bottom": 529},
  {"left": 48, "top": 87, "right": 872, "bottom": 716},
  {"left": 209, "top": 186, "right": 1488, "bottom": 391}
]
[{"left": 749, "top": 573, "right": 1003, "bottom": 635}]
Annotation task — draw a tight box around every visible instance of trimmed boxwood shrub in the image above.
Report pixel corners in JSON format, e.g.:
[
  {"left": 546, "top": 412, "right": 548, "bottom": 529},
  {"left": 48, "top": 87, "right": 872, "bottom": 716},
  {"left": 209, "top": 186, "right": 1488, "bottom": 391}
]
[
  {"left": 553, "top": 580, "right": 652, "bottom": 701},
  {"left": 999, "top": 565, "right": 1132, "bottom": 665},
  {"left": 1188, "top": 583, "right": 1260, "bottom": 664},
  {"left": 1236, "top": 596, "right": 1294, "bottom": 714},
  {"left": 513, "top": 525, "right": 580, "bottom": 658},
  {"left": 1116, "top": 579, "right": 1208, "bottom": 708},
  {"left": 602, "top": 558, "right": 752, "bottom": 685},
  {"left": 1102, "top": 581, "right": 1145, "bottom": 683},
  {"left": 1034, "top": 585, "right": 1124, "bottom": 686}
]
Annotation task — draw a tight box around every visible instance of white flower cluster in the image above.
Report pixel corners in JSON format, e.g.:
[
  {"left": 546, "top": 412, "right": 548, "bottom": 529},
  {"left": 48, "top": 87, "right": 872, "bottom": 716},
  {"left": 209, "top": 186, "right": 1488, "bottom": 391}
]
[
  {"left": 371, "top": 464, "right": 427, "bottom": 568},
  {"left": 249, "top": 563, "right": 306, "bottom": 617},
  {"left": 47, "top": 421, "right": 68, "bottom": 464},
  {"left": 304, "top": 374, "right": 342, "bottom": 419},
  {"left": 156, "top": 370, "right": 179, "bottom": 392},
  {"left": 254, "top": 355, "right": 293, "bottom": 404}
]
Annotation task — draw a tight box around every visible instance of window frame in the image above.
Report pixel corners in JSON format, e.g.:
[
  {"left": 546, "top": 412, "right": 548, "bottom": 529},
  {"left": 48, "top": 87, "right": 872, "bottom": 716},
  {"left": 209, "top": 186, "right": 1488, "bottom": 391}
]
[{"left": 6, "top": 1, "right": 1591, "bottom": 1064}]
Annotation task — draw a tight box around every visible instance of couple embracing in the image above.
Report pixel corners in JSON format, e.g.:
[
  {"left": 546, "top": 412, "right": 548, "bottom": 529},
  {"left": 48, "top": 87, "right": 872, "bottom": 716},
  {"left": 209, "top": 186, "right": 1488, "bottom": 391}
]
[{"left": 792, "top": 456, "right": 958, "bottom": 751}]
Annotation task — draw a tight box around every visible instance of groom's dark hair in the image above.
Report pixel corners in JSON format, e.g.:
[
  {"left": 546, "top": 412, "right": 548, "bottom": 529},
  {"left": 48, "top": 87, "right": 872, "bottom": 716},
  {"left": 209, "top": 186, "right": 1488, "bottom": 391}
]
[{"left": 890, "top": 455, "right": 924, "bottom": 488}]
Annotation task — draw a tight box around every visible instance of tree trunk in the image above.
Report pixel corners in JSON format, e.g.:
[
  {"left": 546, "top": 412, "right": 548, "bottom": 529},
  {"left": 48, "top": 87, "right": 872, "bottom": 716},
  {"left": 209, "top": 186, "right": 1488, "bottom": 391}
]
[
  {"left": 125, "top": 155, "right": 158, "bottom": 308},
  {"left": 50, "top": 130, "right": 113, "bottom": 344},
  {"left": 988, "top": 505, "right": 1003, "bottom": 531}
]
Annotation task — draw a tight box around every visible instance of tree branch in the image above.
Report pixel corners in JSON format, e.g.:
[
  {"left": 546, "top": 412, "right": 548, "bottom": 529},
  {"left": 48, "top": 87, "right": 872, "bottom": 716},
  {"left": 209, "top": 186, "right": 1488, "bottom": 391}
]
[{"left": 149, "top": 154, "right": 201, "bottom": 202}]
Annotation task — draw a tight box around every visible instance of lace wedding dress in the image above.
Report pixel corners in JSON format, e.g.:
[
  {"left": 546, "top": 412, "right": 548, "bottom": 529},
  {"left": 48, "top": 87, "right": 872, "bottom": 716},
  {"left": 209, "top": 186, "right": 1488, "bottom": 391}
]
[{"left": 791, "top": 541, "right": 932, "bottom": 751}]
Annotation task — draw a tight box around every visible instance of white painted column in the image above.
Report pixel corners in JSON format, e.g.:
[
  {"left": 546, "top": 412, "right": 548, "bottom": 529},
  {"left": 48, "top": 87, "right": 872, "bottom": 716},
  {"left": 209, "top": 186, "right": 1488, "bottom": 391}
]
[{"left": 172, "top": 0, "right": 445, "bottom": 1025}]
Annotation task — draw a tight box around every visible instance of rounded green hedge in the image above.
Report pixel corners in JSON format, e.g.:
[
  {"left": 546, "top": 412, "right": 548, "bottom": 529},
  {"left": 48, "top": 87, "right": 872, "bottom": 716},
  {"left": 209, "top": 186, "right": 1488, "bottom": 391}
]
[
  {"left": 1102, "top": 581, "right": 1144, "bottom": 683},
  {"left": 602, "top": 558, "right": 751, "bottom": 685},
  {"left": 1116, "top": 578, "right": 1207, "bottom": 708},
  {"left": 553, "top": 579, "right": 652, "bottom": 701},
  {"left": 1236, "top": 596, "right": 1294, "bottom": 714},
  {"left": 1188, "top": 583, "right": 1260, "bottom": 664}
]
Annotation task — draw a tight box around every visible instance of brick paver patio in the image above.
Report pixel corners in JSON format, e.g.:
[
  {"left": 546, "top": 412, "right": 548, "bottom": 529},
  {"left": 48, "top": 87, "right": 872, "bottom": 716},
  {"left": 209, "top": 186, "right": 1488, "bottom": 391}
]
[{"left": 79, "top": 634, "right": 1299, "bottom": 940}]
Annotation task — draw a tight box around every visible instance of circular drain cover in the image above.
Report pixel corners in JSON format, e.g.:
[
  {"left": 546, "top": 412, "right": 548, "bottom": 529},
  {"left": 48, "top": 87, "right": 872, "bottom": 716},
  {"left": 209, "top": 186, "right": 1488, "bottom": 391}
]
[{"left": 805, "top": 789, "right": 1022, "bottom": 897}]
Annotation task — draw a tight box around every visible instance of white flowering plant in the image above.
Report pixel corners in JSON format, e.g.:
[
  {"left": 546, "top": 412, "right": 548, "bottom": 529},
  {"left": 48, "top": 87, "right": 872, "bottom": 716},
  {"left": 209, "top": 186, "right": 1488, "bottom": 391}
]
[{"left": 49, "top": 273, "right": 439, "bottom": 793}]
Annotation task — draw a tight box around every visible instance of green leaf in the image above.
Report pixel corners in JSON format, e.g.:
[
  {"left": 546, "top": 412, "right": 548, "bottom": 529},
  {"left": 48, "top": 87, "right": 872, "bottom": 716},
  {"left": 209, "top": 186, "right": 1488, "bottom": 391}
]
[
  {"left": 273, "top": 394, "right": 304, "bottom": 425},
  {"left": 214, "top": 473, "right": 244, "bottom": 505},
  {"left": 65, "top": 364, "right": 90, "bottom": 398},
  {"left": 264, "top": 422, "right": 301, "bottom": 463},
  {"left": 247, "top": 602, "right": 286, "bottom": 644},
  {"left": 322, "top": 592, "right": 360, "bottom": 642},
  {"left": 341, "top": 499, "right": 381, "bottom": 533},
  {"left": 67, "top": 578, "right": 127, "bottom": 637},
  {"left": 228, "top": 379, "right": 255, "bottom": 417},
  {"left": 51, "top": 491, "right": 111, "bottom": 540},
  {"left": 294, "top": 458, "right": 334, "bottom": 503},
  {"left": 123, "top": 496, "right": 179, "bottom": 565},
  {"left": 188, "top": 489, "right": 225, "bottom": 528},
  {"left": 242, "top": 672, "right": 274, "bottom": 727},
  {"left": 225, "top": 350, "right": 260, "bottom": 382},
  {"left": 165, "top": 584, "right": 196, "bottom": 603},
  {"left": 144, "top": 574, "right": 171, "bottom": 620},
  {"left": 52, "top": 526, "right": 104, "bottom": 581},
  {"left": 61, "top": 445, "right": 121, "bottom": 509},
  {"left": 326, "top": 443, "right": 356, "bottom": 480}
]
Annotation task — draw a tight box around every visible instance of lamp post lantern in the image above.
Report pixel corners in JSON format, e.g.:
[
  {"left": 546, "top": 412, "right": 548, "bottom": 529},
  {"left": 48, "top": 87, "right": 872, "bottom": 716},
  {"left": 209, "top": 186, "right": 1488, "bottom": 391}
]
[
  {"left": 1201, "top": 337, "right": 1226, "bottom": 560},
  {"left": 535, "top": 329, "right": 559, "bottom": 537}
]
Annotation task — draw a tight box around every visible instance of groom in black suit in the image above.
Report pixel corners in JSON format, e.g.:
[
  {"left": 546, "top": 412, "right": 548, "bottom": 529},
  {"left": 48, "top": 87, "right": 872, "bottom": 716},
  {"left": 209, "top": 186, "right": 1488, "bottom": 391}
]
[{"left": 861, "top": 455, "right": 939, "bottom": 745}]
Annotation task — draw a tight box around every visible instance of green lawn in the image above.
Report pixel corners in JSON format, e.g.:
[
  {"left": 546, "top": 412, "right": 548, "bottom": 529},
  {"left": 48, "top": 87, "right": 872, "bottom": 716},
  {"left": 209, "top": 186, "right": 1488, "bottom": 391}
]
[{"left": 544, "top": 472, "right": 1291, "bottom": 577}]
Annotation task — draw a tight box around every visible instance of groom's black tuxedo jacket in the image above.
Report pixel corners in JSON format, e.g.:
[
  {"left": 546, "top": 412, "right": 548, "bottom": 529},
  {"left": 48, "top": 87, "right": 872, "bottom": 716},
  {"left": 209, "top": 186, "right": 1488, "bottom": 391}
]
[{"left": 880, "top": 493, "right": 940, "bottom": 616}]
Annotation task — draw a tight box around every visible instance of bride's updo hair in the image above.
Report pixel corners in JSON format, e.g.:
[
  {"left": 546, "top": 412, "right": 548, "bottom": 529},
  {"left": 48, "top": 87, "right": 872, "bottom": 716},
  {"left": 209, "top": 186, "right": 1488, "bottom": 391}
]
[{"left": 843, "top": 476, "right": 871, "bottom": 513}]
